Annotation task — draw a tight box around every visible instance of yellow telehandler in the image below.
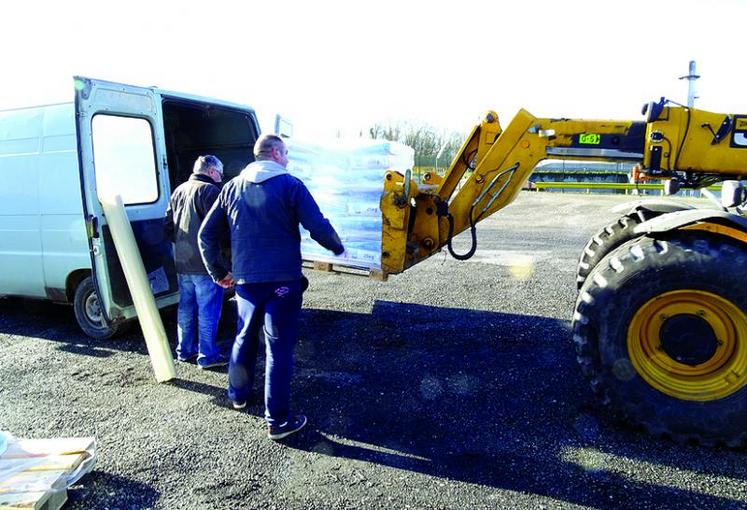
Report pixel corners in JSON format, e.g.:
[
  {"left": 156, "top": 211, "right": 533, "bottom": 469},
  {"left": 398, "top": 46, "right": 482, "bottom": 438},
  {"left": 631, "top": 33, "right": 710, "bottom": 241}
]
[{"left": 378, "top": 98, "right": 747, "bottom": 446}]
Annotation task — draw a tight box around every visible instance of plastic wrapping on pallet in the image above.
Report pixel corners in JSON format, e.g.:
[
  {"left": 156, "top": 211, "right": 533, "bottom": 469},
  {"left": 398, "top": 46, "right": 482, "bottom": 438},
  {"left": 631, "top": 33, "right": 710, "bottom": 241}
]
[
  {"left": 285, "top": 138, "right": 414, "bottom": 271},
  {"left": 0, "top": 433, "right": 97, "bottom": 509}
]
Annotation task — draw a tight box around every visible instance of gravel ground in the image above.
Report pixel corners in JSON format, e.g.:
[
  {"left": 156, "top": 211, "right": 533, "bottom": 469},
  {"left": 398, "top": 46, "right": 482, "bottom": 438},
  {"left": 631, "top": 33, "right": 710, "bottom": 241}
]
[{"left": 1, "top": 191, "right": 746, "bottom": 510}]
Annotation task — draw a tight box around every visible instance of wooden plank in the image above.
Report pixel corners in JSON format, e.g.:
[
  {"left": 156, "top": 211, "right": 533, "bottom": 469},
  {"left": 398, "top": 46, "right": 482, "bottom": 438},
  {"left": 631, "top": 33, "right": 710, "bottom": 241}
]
[
  {"left": 1, "top": 438, "right": 94, "bottom": 459},
  {"left": 368, "top": 270, "right": 388, "bottom": 281},
  {"left": 306, "top": 260, "right": 387, "bottom": 281},
  {"left": 0, "top": 454, "right": 85, "bottom": 473},
  {"left": 0, "top": 470, "right": 67, "bottom": 495},
  {"left": 0, "top": 489, "right": 67, "bottom": 510},
  {"left": 0, "top": 491, "right": 51, "bottom": 510},
  {"left": 0, "top": 490, "right": 67, "bottom": 510},
  {"left": 313, "top": 261, "right": 334, "bottom": 272}
]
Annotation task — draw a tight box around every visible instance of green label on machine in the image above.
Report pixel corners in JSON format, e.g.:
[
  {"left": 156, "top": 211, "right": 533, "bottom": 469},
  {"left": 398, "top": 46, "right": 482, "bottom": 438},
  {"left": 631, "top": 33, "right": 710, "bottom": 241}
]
[{"left": 579, "top": 133, "right": 601, "bottom": 145}]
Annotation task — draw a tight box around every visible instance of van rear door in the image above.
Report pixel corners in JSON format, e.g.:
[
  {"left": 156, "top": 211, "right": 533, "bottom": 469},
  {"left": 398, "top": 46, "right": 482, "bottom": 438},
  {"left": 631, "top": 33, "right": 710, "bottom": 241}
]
[{"left": 75, "top": 76, "right": 179, "bottom": 325}]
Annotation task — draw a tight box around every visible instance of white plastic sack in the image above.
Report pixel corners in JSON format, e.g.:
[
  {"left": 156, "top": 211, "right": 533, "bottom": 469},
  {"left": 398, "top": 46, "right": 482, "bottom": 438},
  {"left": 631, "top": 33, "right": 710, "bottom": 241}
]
[{"left": 285, "top": 138, "right": 414, "bottom": 271}]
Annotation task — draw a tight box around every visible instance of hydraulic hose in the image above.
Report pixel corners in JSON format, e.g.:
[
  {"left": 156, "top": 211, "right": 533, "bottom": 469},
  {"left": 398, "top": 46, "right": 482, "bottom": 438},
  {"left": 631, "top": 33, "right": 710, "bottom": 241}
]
[{"left": 446, "top": 211, "right": 477, "bottom": 261}]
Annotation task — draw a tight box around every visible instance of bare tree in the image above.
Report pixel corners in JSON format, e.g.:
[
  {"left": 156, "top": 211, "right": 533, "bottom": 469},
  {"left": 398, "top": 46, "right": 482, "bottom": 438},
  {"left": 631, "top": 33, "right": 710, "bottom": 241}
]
[{"left": 368, "top": 121, "right": 465, "bottom": 171}]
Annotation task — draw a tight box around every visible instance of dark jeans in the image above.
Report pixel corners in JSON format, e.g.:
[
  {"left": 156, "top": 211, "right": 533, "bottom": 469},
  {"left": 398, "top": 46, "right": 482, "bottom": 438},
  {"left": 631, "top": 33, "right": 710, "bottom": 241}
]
[{"left": 228, "top": 279, "right": 303, "bottom": 427}]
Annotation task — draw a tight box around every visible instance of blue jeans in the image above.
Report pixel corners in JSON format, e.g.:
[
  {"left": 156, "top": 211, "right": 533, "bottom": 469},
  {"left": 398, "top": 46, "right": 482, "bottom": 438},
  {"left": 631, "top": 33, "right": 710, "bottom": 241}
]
[
  {"left": 228, "top": 279, "right": 303, "bottom": 427},
  {"left": 176, "top": 273, "right": 224, "bottom": 365}
]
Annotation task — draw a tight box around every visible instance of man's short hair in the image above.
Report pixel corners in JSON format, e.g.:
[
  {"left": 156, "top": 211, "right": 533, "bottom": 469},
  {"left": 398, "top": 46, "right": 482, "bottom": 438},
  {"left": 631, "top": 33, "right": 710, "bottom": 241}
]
[
  {"left": 193, "top": 155, "right": 223, "bottom": 175},
  {"left": 254, "top": 134, "right": 285, "bottom": 160}
]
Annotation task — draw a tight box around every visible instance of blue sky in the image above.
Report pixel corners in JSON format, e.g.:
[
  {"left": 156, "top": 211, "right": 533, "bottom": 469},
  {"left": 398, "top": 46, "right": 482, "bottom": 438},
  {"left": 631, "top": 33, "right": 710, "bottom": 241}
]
[{"left": 3, "top": 0, "right": 746, "bottom": 138}]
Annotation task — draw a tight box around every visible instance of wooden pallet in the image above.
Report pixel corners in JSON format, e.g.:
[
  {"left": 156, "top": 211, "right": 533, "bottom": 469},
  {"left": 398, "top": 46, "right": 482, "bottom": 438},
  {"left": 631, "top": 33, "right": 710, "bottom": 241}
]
[
  {"left": 0, "top": 437, "right": 95, "bottom": 510},
  {"left": 308, "top": 260, "right": 388, "bottom": 281}
]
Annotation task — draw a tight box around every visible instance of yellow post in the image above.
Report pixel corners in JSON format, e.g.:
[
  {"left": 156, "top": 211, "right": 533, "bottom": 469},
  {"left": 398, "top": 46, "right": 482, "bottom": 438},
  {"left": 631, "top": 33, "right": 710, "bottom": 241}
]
[{"left": 99, "top": 195, "right": 176, "bottom": 382}]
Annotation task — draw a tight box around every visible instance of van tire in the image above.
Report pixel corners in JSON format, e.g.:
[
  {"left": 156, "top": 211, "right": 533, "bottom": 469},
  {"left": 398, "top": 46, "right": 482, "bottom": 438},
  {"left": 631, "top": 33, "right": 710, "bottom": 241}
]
[{"left": 73, "top": 276, "right": 121, "bottom": 339}]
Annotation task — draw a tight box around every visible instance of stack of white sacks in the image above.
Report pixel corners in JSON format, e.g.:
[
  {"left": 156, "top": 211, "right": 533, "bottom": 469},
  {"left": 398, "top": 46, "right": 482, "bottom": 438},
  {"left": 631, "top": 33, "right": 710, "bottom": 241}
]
[{"left": 285, "top": 138, "right": 414, "bottom": 271}]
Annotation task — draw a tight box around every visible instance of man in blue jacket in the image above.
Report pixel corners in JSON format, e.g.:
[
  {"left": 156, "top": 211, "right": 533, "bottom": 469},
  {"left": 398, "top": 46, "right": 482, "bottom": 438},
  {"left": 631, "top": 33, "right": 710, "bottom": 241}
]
[{"left": 199, "top": 134, "right": 344, "bottom": 440}]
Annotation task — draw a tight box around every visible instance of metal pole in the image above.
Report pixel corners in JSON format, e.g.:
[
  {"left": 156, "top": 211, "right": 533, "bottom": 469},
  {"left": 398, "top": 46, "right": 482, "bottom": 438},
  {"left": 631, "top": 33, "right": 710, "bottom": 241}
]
[{"left": 678, "top": 60, "right": 700, "bottom": 108}]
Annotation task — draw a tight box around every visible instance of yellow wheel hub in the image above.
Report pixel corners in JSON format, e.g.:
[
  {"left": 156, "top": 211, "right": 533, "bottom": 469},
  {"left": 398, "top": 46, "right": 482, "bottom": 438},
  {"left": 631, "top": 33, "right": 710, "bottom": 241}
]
[{"left": 627, "top": 290, "right": 747, "bottom": 401}]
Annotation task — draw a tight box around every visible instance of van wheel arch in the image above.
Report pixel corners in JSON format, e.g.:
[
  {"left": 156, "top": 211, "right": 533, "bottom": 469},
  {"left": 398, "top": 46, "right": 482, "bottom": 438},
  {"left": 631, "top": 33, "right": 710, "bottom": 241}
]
[{"left": 66, "top": 270, "right": 91, "bottom": 303}]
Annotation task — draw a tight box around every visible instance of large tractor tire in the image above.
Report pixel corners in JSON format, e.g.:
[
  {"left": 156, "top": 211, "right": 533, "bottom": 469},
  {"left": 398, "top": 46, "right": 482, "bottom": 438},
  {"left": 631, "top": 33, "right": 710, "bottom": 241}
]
[
  {"left": 576, "top": 204, "right": 696, "bottom": 289},
  {"left": 73, "top": 276, "right": 123, "bottom": 339},
  {"left": 573, "top": 233, "right": 747, "bottom": 446},
  {"left": 576, "top": 212, "right": 650, "bottom": 289}
]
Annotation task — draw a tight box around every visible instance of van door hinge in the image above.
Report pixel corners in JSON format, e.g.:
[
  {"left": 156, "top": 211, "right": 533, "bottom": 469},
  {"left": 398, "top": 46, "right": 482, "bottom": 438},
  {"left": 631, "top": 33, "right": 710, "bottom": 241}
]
[{"left": 85, "top": 215, "right": 100, "bottom": 239}]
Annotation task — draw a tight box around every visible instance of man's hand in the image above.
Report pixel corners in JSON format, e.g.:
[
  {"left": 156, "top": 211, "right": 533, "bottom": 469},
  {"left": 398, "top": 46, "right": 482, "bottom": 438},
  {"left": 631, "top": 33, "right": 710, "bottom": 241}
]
[{"left": 217, "top": 273, "right": 235, "bottom": 289}]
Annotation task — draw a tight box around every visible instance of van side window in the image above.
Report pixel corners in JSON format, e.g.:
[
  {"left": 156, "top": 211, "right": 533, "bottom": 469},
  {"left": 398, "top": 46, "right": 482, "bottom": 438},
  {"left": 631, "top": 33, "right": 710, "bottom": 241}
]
[{"left": 91, "top": 115, "right": 158, "bottom": 204}]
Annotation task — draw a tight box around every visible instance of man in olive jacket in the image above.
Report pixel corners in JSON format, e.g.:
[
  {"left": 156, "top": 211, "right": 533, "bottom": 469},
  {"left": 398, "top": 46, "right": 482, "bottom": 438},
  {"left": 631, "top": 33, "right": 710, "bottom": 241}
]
[
  {"left": 199, "top": 135, "right": 344, "bottom": 440},
  {"left": 164, "top": 155, "right": 230, "bottom": 369}
]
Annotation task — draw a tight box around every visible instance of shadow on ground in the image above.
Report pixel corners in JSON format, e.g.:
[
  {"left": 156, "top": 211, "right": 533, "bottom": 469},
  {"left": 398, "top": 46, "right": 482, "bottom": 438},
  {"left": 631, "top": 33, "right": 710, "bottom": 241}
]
[
  {"left": 283, "top": 300, "right": 747, "bottom": 509},
  {"left": 2, "top": 297, "right": 745, "bottom": 509},
  {"left": 66, "top": 471, "right": 159, "bottom": 509},
  {"left": 0, "top": 296, "right": 237, "bottom": 357}
]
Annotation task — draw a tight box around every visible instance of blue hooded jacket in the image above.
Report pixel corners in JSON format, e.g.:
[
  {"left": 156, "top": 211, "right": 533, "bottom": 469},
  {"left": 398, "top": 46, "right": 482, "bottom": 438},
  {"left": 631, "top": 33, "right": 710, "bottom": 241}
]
[{"left": 198, "top": 159, "right": 344, "bottom": 284}]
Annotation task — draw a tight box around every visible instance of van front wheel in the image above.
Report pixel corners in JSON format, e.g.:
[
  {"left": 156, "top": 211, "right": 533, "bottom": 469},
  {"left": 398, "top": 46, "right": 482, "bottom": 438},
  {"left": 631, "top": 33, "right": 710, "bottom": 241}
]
[{"left": 73, "top": 276, "right": 121, "bottom": 339}]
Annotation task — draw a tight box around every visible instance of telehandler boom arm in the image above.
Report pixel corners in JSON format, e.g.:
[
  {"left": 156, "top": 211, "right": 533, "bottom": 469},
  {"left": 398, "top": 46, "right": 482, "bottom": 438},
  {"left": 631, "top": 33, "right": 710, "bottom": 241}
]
[{"left": 380, "top": 99, "right": 747, "bottom": 274}]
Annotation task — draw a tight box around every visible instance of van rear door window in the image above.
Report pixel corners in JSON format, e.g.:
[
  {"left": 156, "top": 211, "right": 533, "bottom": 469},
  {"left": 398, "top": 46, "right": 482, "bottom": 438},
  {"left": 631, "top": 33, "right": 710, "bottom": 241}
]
[{"left": 91, "top": 115, "right": 158, "bottom": 205}]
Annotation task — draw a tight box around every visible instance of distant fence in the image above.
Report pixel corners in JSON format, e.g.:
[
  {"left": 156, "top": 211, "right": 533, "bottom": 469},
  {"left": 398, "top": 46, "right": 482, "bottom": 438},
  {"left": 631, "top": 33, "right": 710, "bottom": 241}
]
[
  {"left": 412, "top": 167, "right": 633, "bottom": 188},
  {"left": 534, "top": 182, "right": 664, "bottom": 194},
  {"left": 410, "top": 167, "right": 717, "bottom": 197},
  {"left": 531, "top": 182, "right": 719, "bottom": 196}
]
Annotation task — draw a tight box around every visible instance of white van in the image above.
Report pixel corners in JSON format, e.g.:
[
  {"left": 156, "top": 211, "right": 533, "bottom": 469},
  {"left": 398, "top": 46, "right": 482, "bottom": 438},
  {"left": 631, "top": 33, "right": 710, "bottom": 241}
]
[{"left": 0, "top": 77, "right": 260, "bottom": 338}]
